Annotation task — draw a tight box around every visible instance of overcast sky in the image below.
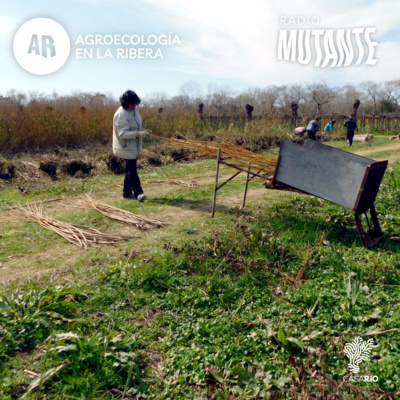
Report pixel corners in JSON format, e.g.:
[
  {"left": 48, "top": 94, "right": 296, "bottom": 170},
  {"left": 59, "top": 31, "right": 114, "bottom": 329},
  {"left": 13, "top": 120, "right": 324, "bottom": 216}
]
[{"left": 2, "top": 0, "right": 400, "bottom": 99}]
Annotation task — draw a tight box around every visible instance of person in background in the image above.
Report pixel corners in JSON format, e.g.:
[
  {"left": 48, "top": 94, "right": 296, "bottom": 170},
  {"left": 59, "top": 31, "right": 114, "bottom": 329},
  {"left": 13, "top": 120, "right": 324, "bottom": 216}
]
[
  {"left": 344, "top": 114, "right": 358, "bottom": 146},
  {"left": 112, "top": 90, "right": 150, "bottom": 201},
  {"left": 294, "top": 126, "right": 306, "bottom": 137},
  {"left": 324, "top": 120, "right": 335, "bottom": 135},
  {"left": 306, "top": 117, "right": 320, "bottom": 141}
]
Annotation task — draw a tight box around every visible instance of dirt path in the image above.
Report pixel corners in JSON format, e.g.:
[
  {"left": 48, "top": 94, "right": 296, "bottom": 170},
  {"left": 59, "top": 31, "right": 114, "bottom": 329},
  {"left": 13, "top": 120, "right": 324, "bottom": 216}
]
[{"left": 353, "top": 140, "right": 400, "bottom": 158}]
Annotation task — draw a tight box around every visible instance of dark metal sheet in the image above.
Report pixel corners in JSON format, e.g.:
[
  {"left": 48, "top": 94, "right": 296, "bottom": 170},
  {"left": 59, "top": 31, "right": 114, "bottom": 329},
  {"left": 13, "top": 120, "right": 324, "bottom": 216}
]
[
  {"left": 303, "top": 139, "right": 375, "bottom": 166},
  {"left": 274, "top": 140, "right": 383, "bottom": 210}
]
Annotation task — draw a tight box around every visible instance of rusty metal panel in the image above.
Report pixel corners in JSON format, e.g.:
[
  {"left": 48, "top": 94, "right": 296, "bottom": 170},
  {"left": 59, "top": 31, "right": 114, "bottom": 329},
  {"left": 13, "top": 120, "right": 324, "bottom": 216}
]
[
  {"left": 355, "top": 160, "right": 388, "bottom": 214},
  {"left": 274, "top": 140, "right": 386, "bottom": 210}
]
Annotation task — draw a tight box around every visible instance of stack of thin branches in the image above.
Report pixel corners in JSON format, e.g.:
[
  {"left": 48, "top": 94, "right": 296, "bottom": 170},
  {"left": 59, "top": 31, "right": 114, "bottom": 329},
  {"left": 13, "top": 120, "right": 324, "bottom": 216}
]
[
  {"left": 148, "top": 179, "right": 198, "bottom": 188},
  {"left": 15, "top": 202, "right": 135, "bottom": 249},
  {"left": 150, "top": 135, "right": 278, "bottom": 175},
  {"left": 80, "top": 195, "right": 167, "bottom": 230}
]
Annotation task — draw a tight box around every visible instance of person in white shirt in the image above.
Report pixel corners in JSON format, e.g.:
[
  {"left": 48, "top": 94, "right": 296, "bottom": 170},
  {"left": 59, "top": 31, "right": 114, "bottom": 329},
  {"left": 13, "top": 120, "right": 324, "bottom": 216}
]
[{"left": 112, "top": 90, "right": 150, "bottom": 201}]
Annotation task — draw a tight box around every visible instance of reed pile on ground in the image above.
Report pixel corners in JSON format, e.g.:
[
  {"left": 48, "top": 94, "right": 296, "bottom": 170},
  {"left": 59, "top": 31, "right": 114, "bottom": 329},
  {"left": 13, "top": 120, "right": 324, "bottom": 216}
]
[
  {"left": 79, "top": 195, "right": 167, "bottom": 230},
  {"left": 147, "top": 179, "right": 198, "bottom": 188},
  {"left": 150, "top": 135, "right": 278, "bottom": 175},
  {"left": 15, "top": 202, "right": 135, "bottom": 248}
]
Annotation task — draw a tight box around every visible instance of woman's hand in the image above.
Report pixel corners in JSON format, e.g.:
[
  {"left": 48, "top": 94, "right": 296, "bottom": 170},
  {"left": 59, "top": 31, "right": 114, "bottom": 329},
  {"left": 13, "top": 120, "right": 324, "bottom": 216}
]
[{"left": 138, "top": 130, "right": 151, "bottom": 136}]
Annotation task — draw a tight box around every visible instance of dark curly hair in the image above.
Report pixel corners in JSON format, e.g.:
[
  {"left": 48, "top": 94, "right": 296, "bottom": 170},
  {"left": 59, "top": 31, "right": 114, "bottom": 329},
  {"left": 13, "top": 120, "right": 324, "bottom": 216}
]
[{"left": 120, "top": 90, "right": 141, "bottom": 110}]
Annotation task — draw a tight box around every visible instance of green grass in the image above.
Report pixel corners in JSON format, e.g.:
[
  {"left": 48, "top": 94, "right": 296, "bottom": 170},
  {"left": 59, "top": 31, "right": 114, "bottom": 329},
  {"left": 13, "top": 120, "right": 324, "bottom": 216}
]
[
  {"left": 1, "top": 148, "right": 400, "bottom": 399},
  {"left": 325, "top": 135, "right": 391, "bottom": 152}
]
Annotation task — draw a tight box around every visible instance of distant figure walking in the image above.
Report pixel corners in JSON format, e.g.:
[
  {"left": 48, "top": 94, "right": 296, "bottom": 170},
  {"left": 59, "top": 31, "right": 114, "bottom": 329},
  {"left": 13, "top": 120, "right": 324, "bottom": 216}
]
[
  {"left": 306, "top": 117, "right": 320, "bottom": 141},
  {"left": 344, "top": 114, "right": 358, "bottom": 146},
  {"left": 324, "top": 120, "right": 335, "bottom": 135}
]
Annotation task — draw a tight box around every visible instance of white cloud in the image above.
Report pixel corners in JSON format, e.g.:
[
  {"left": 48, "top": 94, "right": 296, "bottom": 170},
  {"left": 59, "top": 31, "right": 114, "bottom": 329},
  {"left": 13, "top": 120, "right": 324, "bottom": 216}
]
[
  {"left": 4, "top": 0, "right": 400, "bottom": 96},
  {"left": 122, "top": 0, "right": 399, "bottom": 88}
]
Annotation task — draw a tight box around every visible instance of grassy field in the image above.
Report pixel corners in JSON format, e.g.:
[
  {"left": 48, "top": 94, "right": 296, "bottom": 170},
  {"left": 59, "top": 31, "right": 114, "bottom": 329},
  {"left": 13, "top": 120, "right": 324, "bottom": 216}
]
[{"left": 1, "top": 136, "right": 400, "bottom": 399}]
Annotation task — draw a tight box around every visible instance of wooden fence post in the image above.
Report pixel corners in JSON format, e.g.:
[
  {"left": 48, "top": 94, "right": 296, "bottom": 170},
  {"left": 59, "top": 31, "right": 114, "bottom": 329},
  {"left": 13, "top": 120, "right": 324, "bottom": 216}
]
[
  {"left": 245, "top": 104, "right": 254, "bottom": 122},
  {"left": 291, "top": 102, "right": 298, "bottom": 128}
]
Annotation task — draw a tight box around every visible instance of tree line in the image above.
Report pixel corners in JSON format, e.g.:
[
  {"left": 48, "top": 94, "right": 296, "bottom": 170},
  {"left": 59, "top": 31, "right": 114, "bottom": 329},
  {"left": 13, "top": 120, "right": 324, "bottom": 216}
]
[
  {"left": 145, "top": 80, "right": 400, "bottom": 117},
  {"left": 2, "top": 80, "right": 400, "bottom": 118}
]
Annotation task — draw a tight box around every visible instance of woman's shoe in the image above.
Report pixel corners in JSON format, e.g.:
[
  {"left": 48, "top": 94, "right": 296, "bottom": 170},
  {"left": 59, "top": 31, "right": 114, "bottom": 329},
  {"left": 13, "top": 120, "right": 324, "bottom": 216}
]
[
  {"left": 122, "top": 194, "right": 137, "bottom": 200},
  {"left": 137, "top": 193, "right": 147, "bottom": 202}
]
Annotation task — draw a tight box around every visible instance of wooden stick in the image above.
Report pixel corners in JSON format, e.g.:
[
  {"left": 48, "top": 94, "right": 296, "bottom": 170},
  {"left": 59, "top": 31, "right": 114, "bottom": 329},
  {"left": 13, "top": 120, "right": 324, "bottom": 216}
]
[{"left": 212, "top": 149, "right": 221, "bottom": 218}]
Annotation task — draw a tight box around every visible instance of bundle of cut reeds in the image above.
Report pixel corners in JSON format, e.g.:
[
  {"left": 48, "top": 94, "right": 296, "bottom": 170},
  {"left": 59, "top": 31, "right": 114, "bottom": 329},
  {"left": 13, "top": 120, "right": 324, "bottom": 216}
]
[
  {"left": 148, "top": 179, "right": 198, "bottom": 188},
  {"left": 16, "top": 202, "right": 135, "bottom": 249},
  {"left": 80, "top": 195, "right": 167, "bottom": 230},
  {"left": 150, "top": 135, "right": 278, "bottom": 175}
]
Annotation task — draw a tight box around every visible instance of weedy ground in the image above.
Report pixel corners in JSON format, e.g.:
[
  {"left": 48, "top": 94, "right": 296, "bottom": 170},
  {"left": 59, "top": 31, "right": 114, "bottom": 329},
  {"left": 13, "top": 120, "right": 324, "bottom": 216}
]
[{"left": 1, "top": 137, "right": 400, "bottom": 399}]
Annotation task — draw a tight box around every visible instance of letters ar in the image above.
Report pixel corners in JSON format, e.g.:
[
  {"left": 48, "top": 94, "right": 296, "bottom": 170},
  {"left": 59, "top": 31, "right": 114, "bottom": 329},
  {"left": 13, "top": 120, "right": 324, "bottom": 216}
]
[{"left": 28, "top": 34, "right": 56, "bottom": 58}]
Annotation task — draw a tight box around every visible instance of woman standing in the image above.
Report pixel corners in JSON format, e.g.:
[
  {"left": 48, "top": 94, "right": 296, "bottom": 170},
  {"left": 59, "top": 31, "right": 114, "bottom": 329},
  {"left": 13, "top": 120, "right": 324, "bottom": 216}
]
[{"left": 112, "top": 90, "right": 150, "bottom": 201}]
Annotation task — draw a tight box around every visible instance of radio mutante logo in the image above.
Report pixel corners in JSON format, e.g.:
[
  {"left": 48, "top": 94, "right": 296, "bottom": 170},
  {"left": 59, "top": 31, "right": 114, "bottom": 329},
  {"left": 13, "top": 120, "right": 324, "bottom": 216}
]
[
  {"left": 277, "top": 16, "right": 379, "bottom": 67},
  {"left": 13, "top": 18, "right": 71, "bottom": 75}
]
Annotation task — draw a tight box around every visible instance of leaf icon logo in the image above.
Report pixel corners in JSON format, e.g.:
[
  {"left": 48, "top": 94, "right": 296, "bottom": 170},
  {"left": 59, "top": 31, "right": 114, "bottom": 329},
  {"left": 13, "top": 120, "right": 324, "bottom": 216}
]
[{"left": 344, "top": 337, "right": 378, "bottom": 374}]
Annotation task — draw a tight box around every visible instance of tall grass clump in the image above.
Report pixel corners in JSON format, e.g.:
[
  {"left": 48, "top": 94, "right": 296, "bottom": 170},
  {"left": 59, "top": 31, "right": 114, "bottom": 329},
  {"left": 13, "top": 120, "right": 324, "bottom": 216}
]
[
  {"left": 0, "top": 101, "right": 114, "bottom": 153},
  {"left": 0, "top": 96, "right": 296, "bottom": 155}
]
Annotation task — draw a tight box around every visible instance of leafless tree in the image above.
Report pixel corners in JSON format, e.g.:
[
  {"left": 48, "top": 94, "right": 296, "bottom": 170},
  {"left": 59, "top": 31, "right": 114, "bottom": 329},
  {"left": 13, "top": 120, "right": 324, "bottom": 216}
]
[
  {"left": 206, "top": 84, "right": 235, "bottom": 115},
  {"left": 387, "top": 80, "right": 400, "bottom": 111},
  {"left": 278, "top": 84, "right": 307, "bottom": 113},
  {"left": 360, "top": 81, "right": 381, "bottom": 115},
  {"left": 178, "top": 80, "right": 203, "bottom": 107},
  {"left": 379, "top": 80, "right": 400, "bottom": 112},
  {"left": 306, "top": 82, "right": 337, "bottom": 115},
  {"left": 261, "top": 85, "right": 281, "bottom": 114},
  {"left": 143, "top": 91, "right": 169, "bottom": 108},
  {"left": 235, "top": 86, "right": 280, "bottom": 115},
  {"left": 6, "top": 90, "right": 27, "bottom": 106},
  {"left": 334, "top": 85, "right": 365, "bottom": 114}
]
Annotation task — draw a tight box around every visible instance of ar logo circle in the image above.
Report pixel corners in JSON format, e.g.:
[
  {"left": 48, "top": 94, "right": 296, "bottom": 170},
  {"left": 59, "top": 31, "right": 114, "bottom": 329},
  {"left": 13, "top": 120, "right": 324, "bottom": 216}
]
[{"left": 13, "top": 18, "right": 70, "bottom": 75}]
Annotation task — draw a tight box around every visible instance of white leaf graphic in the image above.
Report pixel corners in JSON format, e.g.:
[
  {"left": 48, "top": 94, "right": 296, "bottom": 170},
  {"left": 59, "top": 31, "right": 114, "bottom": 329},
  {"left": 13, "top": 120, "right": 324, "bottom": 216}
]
[{"left": 344, "top": 336, "right": 378, "bottom": 374}]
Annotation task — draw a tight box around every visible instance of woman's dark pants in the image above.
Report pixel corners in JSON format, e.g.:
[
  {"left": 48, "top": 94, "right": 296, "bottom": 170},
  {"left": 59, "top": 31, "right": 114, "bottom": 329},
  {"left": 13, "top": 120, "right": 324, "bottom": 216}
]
[{"left": 123, "top": 159, "right": 143, "bottom": 197}]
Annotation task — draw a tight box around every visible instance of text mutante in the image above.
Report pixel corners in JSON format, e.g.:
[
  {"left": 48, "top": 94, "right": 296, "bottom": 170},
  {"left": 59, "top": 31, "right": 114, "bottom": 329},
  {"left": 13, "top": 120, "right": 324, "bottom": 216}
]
[{"left": 277, "top": 28, "right": 378, "bottom": 67}]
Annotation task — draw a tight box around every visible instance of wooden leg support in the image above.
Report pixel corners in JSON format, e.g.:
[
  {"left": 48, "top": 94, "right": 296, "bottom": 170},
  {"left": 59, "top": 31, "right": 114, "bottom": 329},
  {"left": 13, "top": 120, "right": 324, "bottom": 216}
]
[
  {"left": 211, "top": 149, "right": 221, "bottom": 218},
  {"left": 240, "top": 164, "right": 251, "bottom": 210},
  {"left": 354, "top": 205, "right": 384, "bottom": 248},
  {"left": 211, "top": 151, "right": 267, "bottom": 218}
]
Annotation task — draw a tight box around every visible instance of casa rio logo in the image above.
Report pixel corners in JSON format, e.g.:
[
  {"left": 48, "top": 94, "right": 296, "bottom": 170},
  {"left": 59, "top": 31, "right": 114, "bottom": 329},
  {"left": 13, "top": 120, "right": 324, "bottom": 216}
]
[
  {"left": 13, "top": 18, "right": 71, "bottom": 75},
  {"left": 343, "top": 336, "right": 379, "bottom": 383}
]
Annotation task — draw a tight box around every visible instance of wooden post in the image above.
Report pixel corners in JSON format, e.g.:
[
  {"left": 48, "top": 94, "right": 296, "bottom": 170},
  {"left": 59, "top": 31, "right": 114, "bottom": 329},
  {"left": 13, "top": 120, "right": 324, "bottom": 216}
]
[
  {"left": 353, "top": 99, "right": 361, "bottom": 118},
  {"left": 211, "top": 149, "right": 221, "bottom": 218},
  {"left": 198, "top": 103, "right": 204, "bottom": 120},
  {"left": 291, "top": 102, "right": 298, "bottom": 128},
  {"left": 245, "top": 104, "right": 254, "bottom": 122},
  {"left": 240, "top": 164, "right": 251, "bottom": 210}
]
